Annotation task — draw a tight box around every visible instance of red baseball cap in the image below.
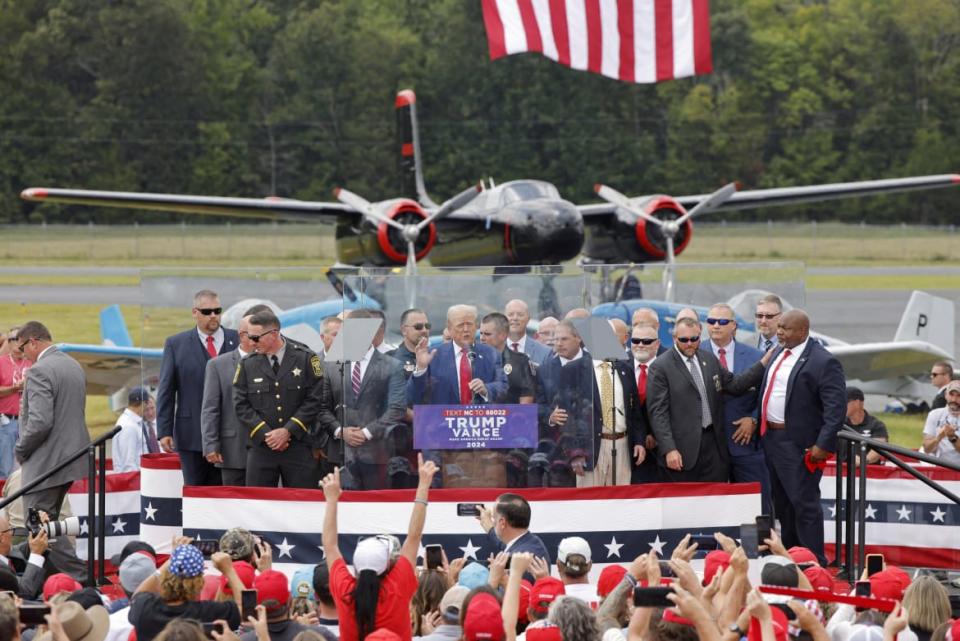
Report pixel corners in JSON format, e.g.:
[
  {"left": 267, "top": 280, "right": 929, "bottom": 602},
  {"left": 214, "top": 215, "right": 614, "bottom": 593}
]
[
  {"left": 219, "top": 560, "right": 256, "bottom": 594},
  {"left": 365, "top": 630, "right": 402, "bottom": 641},
  {"left": 43, "top": 573, "right": 82, "bottom": 601},
  {"left": 803, "top": 565, "right": 835, "bottom": 592},
  {"left": 597, "top": 565, "right": 627, "bottom": 598},
  {"left": 463, "top": 593, "right": 505, "bottom": 641},
  {"left": 747, "top": 606, "right": 788, "bottom": 641},
  {"left": 254, "top": 570, "right": 291, "bottom": 610},
  {"left": 787, "top": 547, "right": 819, "bottom": 566},
  {"left": 884, "top": 565, "right": 911, "bottom": 592},
  {"left": 703, "top": 550, "right": 731, "bottom": 585},
  {"left": 526, "top": 624, "right": 563, "bottom": 641},
  {"left": 530, "top": 577, "right": 566, "bottom": 615},
  {"left": 944, "top": 619, "right": 960, "bottom": 641},
  {"left": 868, "top": 570, "right": 905, "bottom": 601},
  {"left": 517, "top": 580, "right": 532, "bottom": 625}
]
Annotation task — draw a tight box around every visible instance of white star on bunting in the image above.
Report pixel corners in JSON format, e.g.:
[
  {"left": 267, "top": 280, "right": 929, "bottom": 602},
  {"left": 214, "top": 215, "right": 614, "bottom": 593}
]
[
  {"left": 459, "top": 539, "right": 481, "bottom": 560},
  {"left": 895, "top": 505, "right": 911, "bottom": 521},
  {"left": 144, "top": 502, "right": 158, "bottom": 521},
  {"left": 930, "top": 506, "right": 946, "bottom": 523},
  {"left": 276, "top": 538, "right": 296, "bottom": 558},
  {"left": 112, "top": 518, "right": 127, "bottom": 534},
  {"left": 604, "top": 536, "right": 624, "bottom": 558},
  {"left": 864, "top": 504, "right": 877, "bottom": 520},
  {"left": 648, "top": 535, "right": 666, "bottom": 555}
]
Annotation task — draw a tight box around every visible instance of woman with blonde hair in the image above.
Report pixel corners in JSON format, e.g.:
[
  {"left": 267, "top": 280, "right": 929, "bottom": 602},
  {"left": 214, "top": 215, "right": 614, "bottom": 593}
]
[{"left": 901, "top": 576, "right": 951, "bottom": 641}]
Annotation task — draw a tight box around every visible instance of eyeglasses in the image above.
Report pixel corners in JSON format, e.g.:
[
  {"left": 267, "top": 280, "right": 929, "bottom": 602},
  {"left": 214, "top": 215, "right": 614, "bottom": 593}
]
[
  {"left": 630, "top": 338, "right": 657, "bottom": 345},
  {"left": 676, "top": 336, "right": 700, "bottom": 344},
  {"left": 17, "top": 338, "right": 32, "bottom": 352},
  {"left": 755, "top": 312, "right": 781, "bottom": 320},
  {"left": 706, "top": 318, "right": 733, "bottom": 326},
  {"left": 404, "top": 322, "right": 431, "bottom": 331},
  {"left": 931, "top": 371, "right": 949, "bottom": 378},
  {"left": 247, "top": 329, "right": 278, "bottom": 343},
  {"left": 195, "top": 307, "right": 223, "bottom": 316}
]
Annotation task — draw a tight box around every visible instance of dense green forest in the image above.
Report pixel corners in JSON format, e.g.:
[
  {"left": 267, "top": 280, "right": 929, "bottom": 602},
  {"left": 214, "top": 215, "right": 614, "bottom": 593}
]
[{"left": 1, "top": 0, "right": 958, "bottom": 224}]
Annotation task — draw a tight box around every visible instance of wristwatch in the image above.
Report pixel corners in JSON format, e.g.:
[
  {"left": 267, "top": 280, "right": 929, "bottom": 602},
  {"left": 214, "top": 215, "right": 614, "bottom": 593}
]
[{"left": 728, "top": 623, "right": 746, "bottom": 636}]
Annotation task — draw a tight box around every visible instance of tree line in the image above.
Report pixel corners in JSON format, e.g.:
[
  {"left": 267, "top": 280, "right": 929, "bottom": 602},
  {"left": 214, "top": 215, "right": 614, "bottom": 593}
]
[{"left": 1, "top": 0, "right": 958, "bottom": 224}]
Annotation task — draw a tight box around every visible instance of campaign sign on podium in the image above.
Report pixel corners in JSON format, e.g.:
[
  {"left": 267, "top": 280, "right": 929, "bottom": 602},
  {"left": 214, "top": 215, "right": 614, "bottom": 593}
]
[{"left": 413, "top": 404, "right": 538, "bottom": 450}]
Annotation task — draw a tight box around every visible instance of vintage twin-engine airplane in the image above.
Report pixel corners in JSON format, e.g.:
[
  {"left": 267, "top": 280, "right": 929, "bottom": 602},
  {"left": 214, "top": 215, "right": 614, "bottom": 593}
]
[{"left": 20, "top": 89, "right": 960, "bottom": 283}]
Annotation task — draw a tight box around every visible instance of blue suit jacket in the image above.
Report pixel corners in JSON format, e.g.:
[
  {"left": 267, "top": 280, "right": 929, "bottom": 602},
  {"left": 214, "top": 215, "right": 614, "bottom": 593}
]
[
  {"left": 758, "top": 340, "right": 846, "bottom": 452},
  {"left": 523, "top": 339, "right": 553, "bottom": 367},
  {"left": 703, "top": 341, "right": 763, "bottom": 457},
  {"left": 157, "top": 327, "right": 239, "bottom": 452},
  {"left": 484, "top": 529, "right": 551, "bottom": 563},
  {"left": 406, "top": 342, "right": 507, "bottom": 406}
]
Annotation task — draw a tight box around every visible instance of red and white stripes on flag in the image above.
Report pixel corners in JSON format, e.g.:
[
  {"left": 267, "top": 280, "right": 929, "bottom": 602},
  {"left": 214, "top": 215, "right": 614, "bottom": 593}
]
[{"left": 481, "top": 0, "right": 712, "bottom": 83}]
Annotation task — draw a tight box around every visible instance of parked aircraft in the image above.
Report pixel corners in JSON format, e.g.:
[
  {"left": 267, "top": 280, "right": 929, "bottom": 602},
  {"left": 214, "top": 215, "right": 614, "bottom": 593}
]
[{"left": 20, "top": 90, "right": 960, "bottom": 283}]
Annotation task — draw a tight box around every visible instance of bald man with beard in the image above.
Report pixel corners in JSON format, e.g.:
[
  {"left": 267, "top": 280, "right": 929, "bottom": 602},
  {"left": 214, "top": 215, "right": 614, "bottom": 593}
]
[{"left": 757, "top": 309, "right": 845, "bottom": 565}]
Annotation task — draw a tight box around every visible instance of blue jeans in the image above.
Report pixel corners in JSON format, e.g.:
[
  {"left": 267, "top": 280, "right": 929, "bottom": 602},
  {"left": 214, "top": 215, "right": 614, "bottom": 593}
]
[{"left": 0, "top": 417, "right": 18, "bottom": 478}]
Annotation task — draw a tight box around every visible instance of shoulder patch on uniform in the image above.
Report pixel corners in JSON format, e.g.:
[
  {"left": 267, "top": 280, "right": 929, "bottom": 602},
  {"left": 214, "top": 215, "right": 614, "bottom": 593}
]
[{"left": 310, "top": 354, "right": 322, "bottom": 377}]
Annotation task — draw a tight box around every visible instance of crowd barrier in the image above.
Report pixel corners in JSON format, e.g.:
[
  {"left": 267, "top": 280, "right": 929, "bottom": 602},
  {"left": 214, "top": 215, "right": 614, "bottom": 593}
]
[{"left": 61, "top": 454, "right": 958, "bottom": 577}]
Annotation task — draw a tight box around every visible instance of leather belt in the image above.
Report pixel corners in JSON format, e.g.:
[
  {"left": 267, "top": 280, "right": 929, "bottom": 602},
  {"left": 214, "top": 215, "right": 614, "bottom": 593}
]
[
  {"left": 600, "top": 432, "right": 626, "bottom": 440},
  {"left": 766, "top": 421, "right": 786, "bottom": 430}
]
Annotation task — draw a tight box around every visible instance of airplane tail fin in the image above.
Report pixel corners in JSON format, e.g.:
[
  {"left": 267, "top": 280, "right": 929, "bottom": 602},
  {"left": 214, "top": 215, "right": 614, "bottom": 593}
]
[
  {"left": 100, "top": 304, "right": 133, "bottom": 347},
  {"left": 395, "top": 89, "right": 438, "bottom": 208},
  {"left": 893, "top": 290, "right": 955, "bottom": 357}
]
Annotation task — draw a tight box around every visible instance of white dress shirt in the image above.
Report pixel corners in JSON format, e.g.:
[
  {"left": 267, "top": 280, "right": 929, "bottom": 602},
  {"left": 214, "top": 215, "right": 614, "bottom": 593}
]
[
  {"left": 509, "top": 335, "right": 528, "bottom": 353},
  {"left": 197, "top": 327, "right": 225, "bottom": 354},
  {"left": 113, "top": 408, "right": 156, "bottom": 472},
  {"left": 763, "top": 339, "right": 808, "bottom": 423},
  {"left": 560, "top": 349, "right": 584, "bottom": 367}
]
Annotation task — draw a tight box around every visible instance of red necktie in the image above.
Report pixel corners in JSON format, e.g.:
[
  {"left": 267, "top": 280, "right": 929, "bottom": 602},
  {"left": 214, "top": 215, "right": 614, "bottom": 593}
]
[
  {"left": 718, "top": 348, "right": 728, "bottom": 370},
  {"left": 637, "top": 364, "right": 647, "bottom": 405},
  {"left": 206, "top": 335, "right": 217, "bottom": 358},
  {"left": 459, "top": 350, "right": 473, "bottom": 404},
  {"left": 511, "top": 342, "right": 519, "bottom": 352},
  {"left": 760, "top": 349, "right": 792, "bottom": 436}
]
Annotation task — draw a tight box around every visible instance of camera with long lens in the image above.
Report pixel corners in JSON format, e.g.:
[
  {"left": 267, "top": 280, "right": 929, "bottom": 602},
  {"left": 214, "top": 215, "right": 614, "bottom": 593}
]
[{"left": 25, "top": 508, "right": 81, "bottom": 538}]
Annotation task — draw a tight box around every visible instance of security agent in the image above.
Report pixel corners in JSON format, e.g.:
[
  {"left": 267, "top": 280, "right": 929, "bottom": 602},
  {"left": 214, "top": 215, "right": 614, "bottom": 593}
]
[
  {"left": 233, "top": 309, "right": 332, "bottom": 488},
  {"left": 479, "top": 312, "right": 535, "bottom": 404}
]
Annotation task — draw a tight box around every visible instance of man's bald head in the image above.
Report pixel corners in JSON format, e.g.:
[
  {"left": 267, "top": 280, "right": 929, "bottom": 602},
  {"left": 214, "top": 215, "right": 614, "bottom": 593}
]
[{"left": 777, "top": 309, "right": 810, "bottom": 349}]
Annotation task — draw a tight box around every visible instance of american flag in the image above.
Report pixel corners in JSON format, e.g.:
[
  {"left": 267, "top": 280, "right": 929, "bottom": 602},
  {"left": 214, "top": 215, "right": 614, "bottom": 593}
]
[
  {"left": 481, "top": 0, "right": 712, "bottom": 83},
  {"left": 68, "top": 471, "right": 139, "bottom": 562}
]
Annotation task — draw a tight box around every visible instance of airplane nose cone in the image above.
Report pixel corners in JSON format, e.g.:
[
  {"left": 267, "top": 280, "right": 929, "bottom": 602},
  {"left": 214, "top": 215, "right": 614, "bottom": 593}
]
[{"left": 506, "top": 200, "right": 584, "bottom": 264}]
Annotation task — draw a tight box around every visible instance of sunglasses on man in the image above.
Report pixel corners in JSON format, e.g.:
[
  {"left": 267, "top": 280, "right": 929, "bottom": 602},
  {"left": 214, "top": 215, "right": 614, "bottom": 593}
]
[
  {"left": 195, "top": 307, "right": 223, "bottom": 316},
  {"left": 630, "top": 338, "right": 657, "bottom": 345},
  {"left": 755, "top": 312, "right": 780, "bottom": 320},
  {"left": 706, "top": 318, "right": 733, "bottom": 326},
  {"left": 247, "top": 329, "right": 278, "bottom": 343},
  {"left": 675, "top": 336, "right": 700, "bottom": 344},
  {"left": 404, "top": 322, "right": 431, "bottom": 331}
]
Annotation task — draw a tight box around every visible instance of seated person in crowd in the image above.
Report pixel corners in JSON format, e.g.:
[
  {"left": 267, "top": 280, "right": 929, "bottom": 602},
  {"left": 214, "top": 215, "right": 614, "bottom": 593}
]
[
  {"left": 840, "top": 386, "right": 888, "bottom": 465},
  {"left": 922, "top": 380, "right": 960, "bottom": 465}
]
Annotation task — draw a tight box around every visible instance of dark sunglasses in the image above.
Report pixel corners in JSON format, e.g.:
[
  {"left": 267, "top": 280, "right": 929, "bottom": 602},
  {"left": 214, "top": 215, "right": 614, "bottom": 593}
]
[
  {"left": 405, "top": 322, "right": 431, "bottom": 331},
  {"left": 17, "top": 338, "right": 32, "bottom": 352},
  {"left": 248, "top": 329, "right": 278, "bottom": 343},
  {"left": 706, "top": 318, "right": 733, "bottom": 326},
  {"left": 755, "top": 312, "right": 780, "bottom": 320},
  {"left": 196, "top": 307, "right": 223, "bottom": 316},
  {"left": 630, "top": 338, "right": 657, "bottom": 345},
  {"left": 930, "top": 371, "right": 948, "bottom": 378},
  {"left": 676, "top": 336, "right": 700, "bottom": 344}
]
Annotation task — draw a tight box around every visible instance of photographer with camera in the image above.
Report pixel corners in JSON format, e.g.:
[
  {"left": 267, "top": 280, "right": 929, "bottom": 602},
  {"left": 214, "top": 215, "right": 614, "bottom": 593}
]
[{"left": 0, "top": 510, "right": 47, "bottom": 600}]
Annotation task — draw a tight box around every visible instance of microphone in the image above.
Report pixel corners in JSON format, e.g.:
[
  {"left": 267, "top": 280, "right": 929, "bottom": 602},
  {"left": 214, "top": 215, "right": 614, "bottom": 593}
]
[{"left": 466, "top": 346, "right": 481, "bottom": 403}]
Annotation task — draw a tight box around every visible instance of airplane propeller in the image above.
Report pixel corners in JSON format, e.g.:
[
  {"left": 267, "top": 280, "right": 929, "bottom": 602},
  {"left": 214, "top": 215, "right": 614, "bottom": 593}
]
[{"left": 594, "top": 182, "right": 737, "bottom": 302}]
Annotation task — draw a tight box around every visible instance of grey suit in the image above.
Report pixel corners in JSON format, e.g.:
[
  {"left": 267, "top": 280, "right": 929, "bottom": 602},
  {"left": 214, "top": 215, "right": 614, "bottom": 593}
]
[
  {"left": 520, "top": 338, "right": 552, "bottom": 367},
  {"left": 319, "top": 351, "right": 406, "bottom": 489},
  {"left": 15, "top": 346, "right": 89, "bottom": 580},
  {"left": 647, "top": 347, "right": 764, "bottom": 482},
  {"left": 201, "top": 350, "right": 248, "bottom": 486}
]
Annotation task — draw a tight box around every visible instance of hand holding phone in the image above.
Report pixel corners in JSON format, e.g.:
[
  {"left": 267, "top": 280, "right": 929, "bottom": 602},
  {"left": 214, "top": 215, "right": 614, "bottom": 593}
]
[
  {"left": 456, "top": 503, "right": 481, "bottom": 517},
  {"left": 241, "top": 589, "right": 258, "bottom": 620},
  {"left": 425, "top": 544, "right": 443, "bottom": 570},
  {"left": 633, "top": 586, "right": 676, "bottom": 608},
  {"left": 866, "top": 554, "right": 884, "bottom": 577}
]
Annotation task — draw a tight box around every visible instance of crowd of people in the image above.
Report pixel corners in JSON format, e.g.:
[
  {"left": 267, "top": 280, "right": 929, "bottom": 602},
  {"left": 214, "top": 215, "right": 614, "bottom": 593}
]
[{"left": 0, "top": 473, "right": 957, "bottom": 641}]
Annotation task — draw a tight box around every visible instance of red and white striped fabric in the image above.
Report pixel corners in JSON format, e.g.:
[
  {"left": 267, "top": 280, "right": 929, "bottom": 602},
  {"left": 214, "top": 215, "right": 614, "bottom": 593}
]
[{"left": 481, "top": 0, "right": 712, "bottom": 83}]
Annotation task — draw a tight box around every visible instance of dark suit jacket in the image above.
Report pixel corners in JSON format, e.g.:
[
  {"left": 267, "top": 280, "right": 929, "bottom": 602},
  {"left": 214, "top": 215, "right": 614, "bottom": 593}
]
[
  {"left": 758, "top": 341, "right": 846, "bottom": 453},
  {"left": 320, "top": 350, "right": 406, "bottom": 465},
  {"left": 647, "top": 347, "right": 765, "bottom": 469},
  {"left": 157, "top": 328, "right": 238, "bottom": 452},
  {"left": 406, "top": 342, "right": 507, "bottom": 406},
  {"left": 484, "top": 529, "right": 551, "bottom": 563},
  {"left": 703, "top": 341, "right": 764, "bottom": 457}
]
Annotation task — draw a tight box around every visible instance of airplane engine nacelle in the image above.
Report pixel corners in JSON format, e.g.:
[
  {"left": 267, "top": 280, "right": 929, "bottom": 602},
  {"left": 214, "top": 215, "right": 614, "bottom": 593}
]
[
  {"left": 582, "top": 195, "right": 693, "bottom": 263},
  {"left": 375, "top": 200, "right": 436, "bottom": 266}
]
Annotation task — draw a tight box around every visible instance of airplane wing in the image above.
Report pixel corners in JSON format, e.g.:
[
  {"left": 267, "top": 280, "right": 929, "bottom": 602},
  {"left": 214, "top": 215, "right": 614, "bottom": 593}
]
[
  {"left": 577, "top": 174, "right": 960, "bottom": 215},
  {"left": 59, "top": 344, "right": 163, "bottom": 396},
  {"left": 20, "top": 188, "right": 354, "bottom": 223},
  {"left": 826, "top": 340, "right": 953, "bottom": 383}
]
